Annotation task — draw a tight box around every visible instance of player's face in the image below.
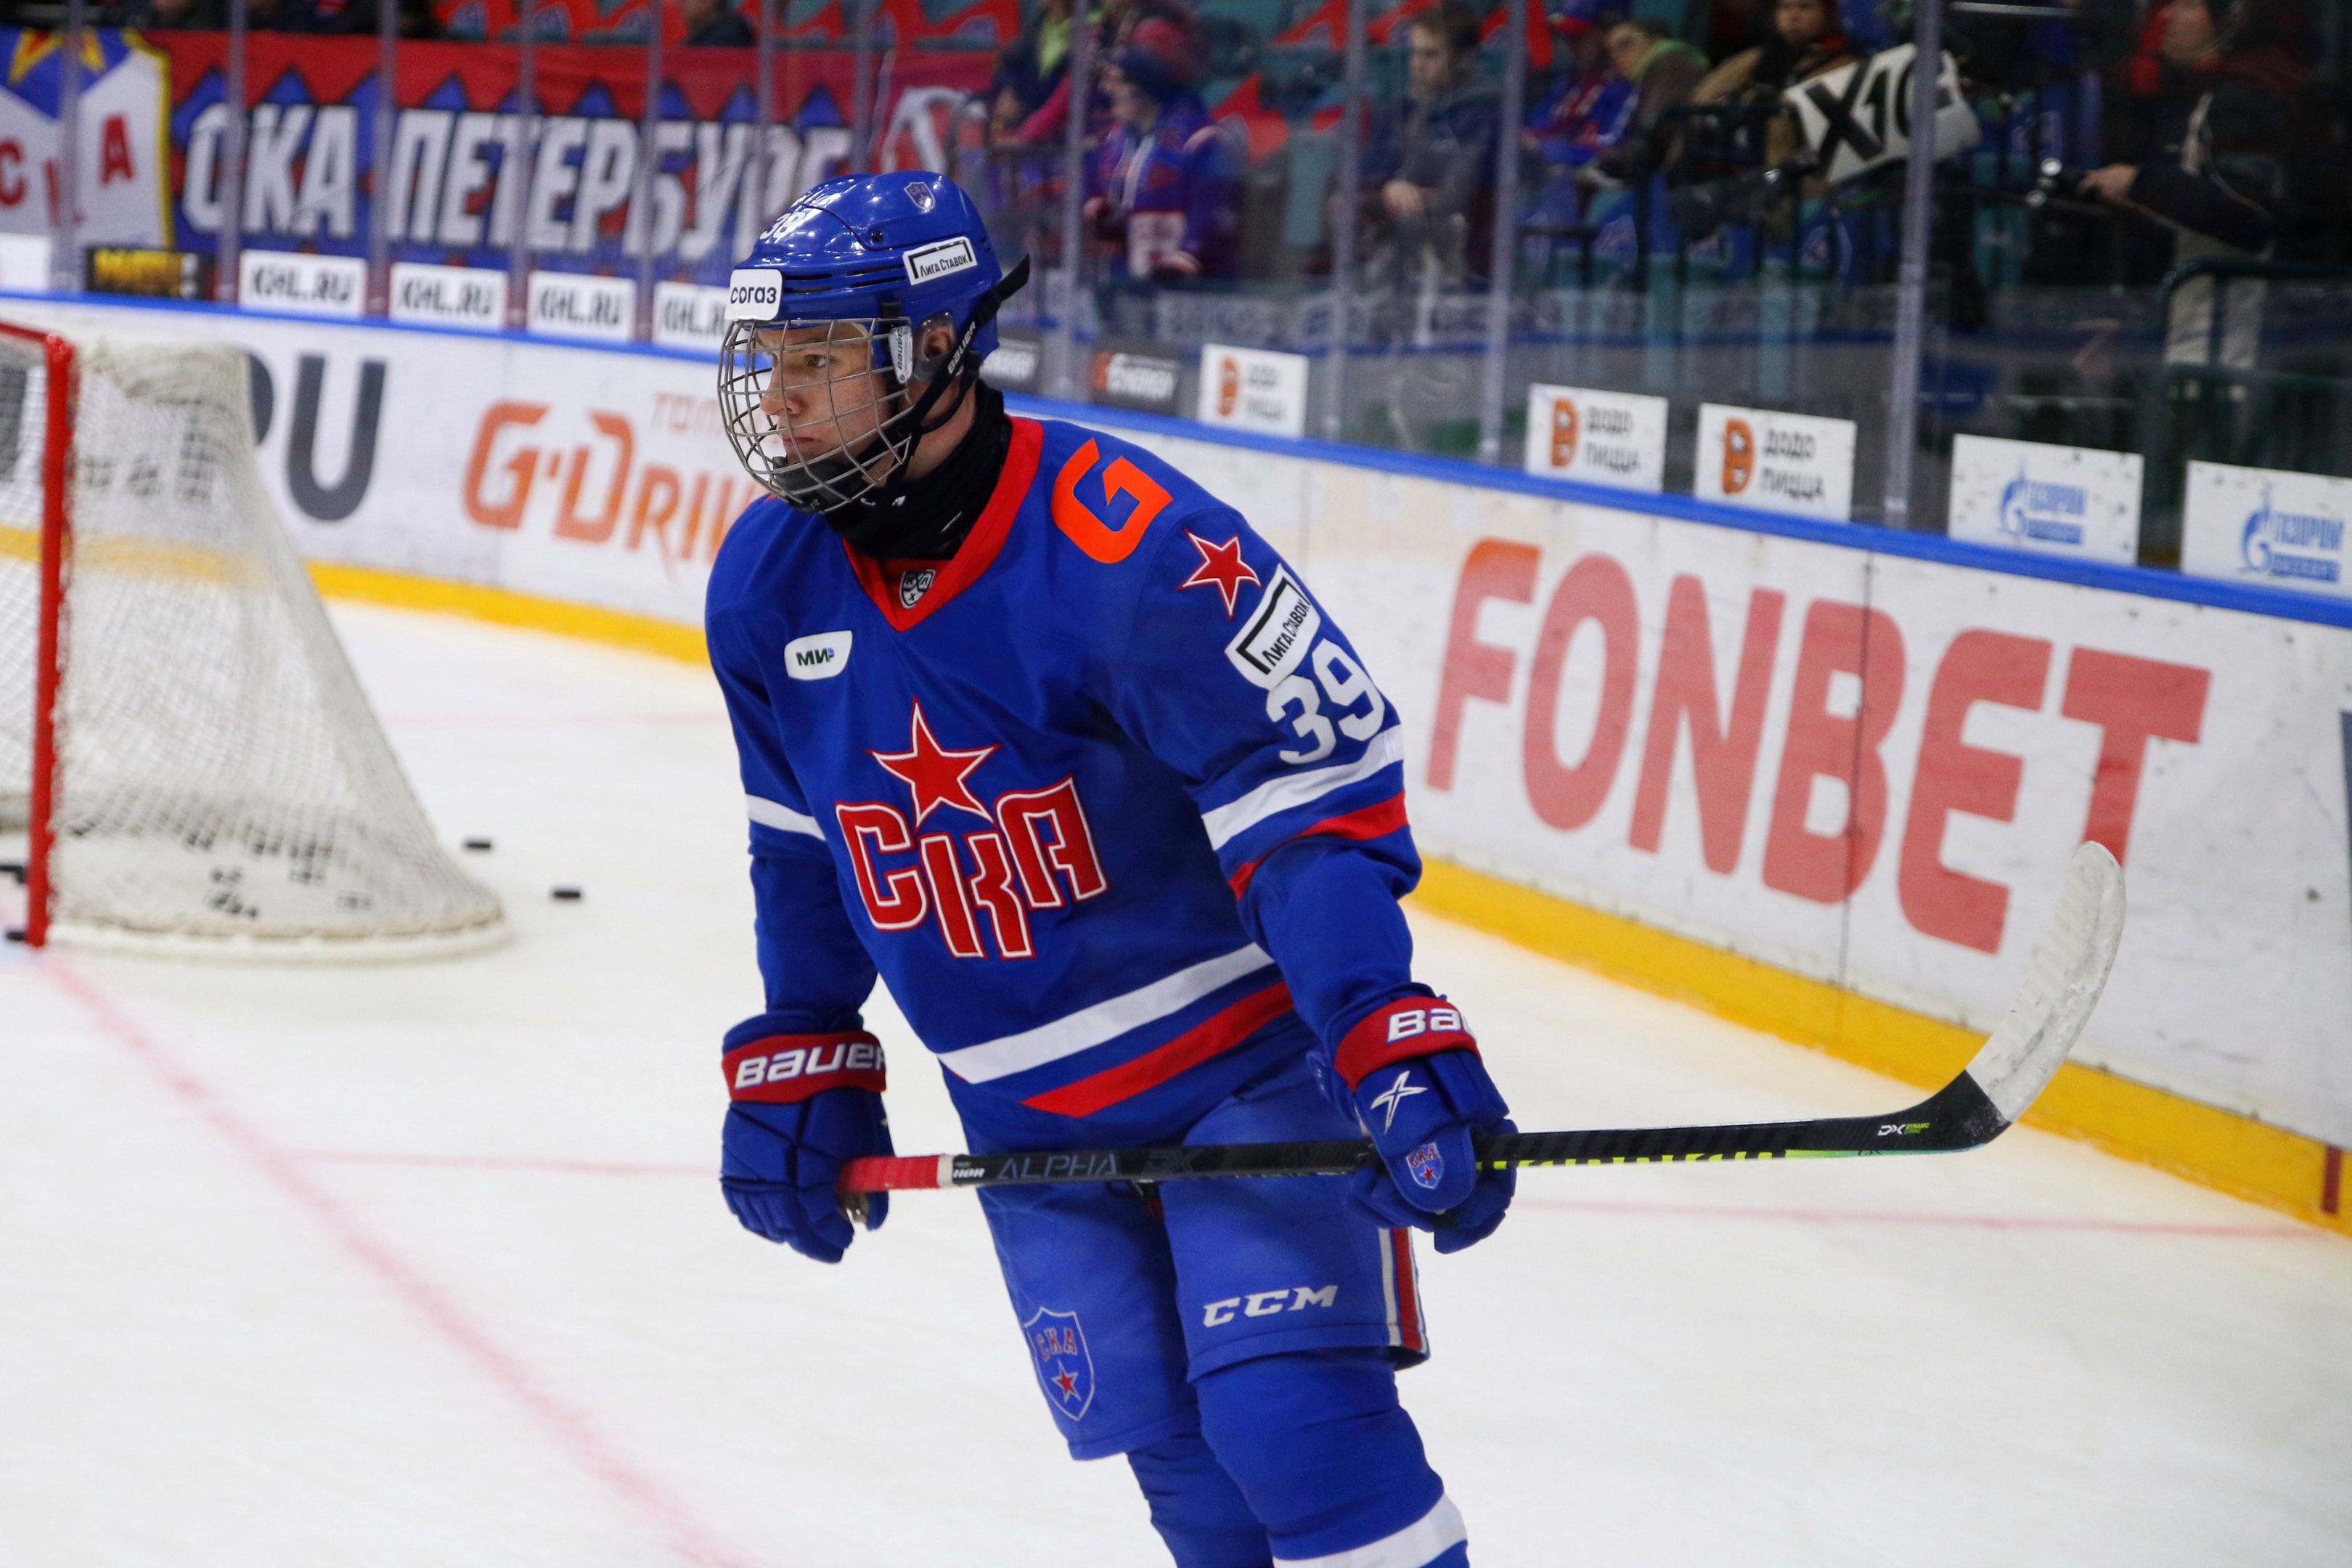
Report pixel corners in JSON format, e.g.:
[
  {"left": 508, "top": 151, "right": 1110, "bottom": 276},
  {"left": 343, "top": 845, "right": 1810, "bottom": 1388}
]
[{"left": 755, "top": 322, "right": 898, "bottom": 479}]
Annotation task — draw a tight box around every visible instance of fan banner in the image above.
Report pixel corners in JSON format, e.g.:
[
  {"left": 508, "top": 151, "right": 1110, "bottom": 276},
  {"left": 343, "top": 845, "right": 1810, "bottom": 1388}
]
[{"left": 0, "top": 28, "right": 996, "bottom": 286}]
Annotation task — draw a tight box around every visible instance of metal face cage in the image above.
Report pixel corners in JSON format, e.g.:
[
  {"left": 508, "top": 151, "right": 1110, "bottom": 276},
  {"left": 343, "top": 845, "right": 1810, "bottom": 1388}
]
[{"left": 719, "top": 314, "right": 928, "bottom": 515}]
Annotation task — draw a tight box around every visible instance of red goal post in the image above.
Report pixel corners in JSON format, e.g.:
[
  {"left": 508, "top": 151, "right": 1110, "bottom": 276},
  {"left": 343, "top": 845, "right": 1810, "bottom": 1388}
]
[
  {"left": 0, "top": 317, "right": 505, "bottom": 960},
  {"left": 0, "top": 321, "right": 73, "bottom": 948}
]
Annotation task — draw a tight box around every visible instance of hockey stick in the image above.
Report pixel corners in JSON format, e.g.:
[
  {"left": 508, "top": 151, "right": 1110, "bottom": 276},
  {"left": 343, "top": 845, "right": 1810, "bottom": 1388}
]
[{"left": 838, "top": 843, "right": 2125, "bottom": 1207}]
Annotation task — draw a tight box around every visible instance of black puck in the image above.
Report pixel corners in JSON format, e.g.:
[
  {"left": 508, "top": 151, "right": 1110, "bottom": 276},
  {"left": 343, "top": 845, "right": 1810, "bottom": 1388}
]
[
  {"left": 463, "top": 838, "right": 494, "bottom": 853},
  {"left": 4, "top": 928, "right": 24, "bottom": 944},
  {"left": 550, "top": 886, "right": 584, "bottom": 902}
]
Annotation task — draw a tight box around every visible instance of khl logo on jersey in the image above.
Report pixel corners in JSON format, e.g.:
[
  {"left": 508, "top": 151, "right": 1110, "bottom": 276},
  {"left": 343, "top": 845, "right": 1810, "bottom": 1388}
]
[{"left": 1023, "top": 1306, "right": 1095, "bottom": 1421}]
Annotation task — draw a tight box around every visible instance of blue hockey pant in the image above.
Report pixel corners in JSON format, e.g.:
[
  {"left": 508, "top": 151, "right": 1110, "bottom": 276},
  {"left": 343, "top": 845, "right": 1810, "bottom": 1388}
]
[{"left": 974, "top": 1055, "right": 1468, "bottom": 1567}]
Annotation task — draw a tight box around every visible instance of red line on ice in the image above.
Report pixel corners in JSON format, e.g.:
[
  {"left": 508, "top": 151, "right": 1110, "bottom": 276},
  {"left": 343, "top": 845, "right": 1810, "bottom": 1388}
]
[
  {"left": 44, "top": 962, "right": 762, "bottom": 1568},
  {"left": 302, "top": 1149, "right": 714, "bottom": 1178}
]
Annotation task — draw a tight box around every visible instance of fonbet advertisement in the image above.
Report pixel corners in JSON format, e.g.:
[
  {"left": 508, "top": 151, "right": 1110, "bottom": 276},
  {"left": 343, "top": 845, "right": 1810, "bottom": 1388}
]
[{"left": 1125, "top": 428, "right": 2352, "bottom": 1153}]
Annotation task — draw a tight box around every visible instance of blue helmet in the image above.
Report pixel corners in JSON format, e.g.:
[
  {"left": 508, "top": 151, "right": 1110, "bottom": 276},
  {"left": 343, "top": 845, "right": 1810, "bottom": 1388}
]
[{"left": 719, "top": 172, "right": 1027, "bottom": 515}]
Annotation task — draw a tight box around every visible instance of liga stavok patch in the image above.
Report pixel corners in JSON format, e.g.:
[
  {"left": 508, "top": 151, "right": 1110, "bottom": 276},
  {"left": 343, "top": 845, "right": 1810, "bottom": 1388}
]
[
  {"left": 725, "top": 268, "right": 783, "bottom": 321},
  {"left": 904, "top": 237, "right": 978, "bottom": 285},
  {"left": 1224, "top": 567, "right": 1321, "bottom": 688}
]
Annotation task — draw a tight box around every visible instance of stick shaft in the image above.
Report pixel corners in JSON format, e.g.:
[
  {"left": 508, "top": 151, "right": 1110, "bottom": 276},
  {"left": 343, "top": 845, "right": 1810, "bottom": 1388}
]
[{"left": 837, "top": 1075, "right": 2003, "bottom": 1195}]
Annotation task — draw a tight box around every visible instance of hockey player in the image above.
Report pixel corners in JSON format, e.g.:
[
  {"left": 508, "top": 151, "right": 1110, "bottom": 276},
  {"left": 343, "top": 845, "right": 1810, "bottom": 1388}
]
[{"left": 708, "top": 171, "right": 1516, "bottom": 1568}]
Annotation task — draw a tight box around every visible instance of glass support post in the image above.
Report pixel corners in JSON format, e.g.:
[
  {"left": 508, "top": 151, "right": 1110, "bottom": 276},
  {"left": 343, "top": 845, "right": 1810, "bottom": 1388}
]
[
  {"left": 1050, "top": 4, "right": 1094, "bottom": 399},
  {"left": 851, "top": 0, "right": 875, "bottom": 174},
  {"left": 1322, "top": 0, "right": 1365, "bottom": 441},
  {"left": 1882, "top": 0, "right": 1945, "bottom": 527},
  {"left": 53, "top": 0, "right": 86, "bottom": 294},
  {"left": 636, "top": 17, "right": 663, "bottom": 338},
  {"left": 1475, "top": 0, "right": 1524, "bottom": 464},
  {"left": 509, "top": 0, "right": 538, "bottom": 329},
  {"left": 369, "top": 0, "right": 397, "bottom": 313},
  {"left": 756, "top": 0, "right": 777, "bottom": 220},
  {"left": 218, "top": 0, "right": 248, "bottom": 302}
]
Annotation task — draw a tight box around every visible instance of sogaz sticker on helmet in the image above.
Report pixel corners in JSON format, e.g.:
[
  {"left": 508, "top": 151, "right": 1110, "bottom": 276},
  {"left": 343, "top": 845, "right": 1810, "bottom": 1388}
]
[
  {"left": 903, "top": 237, "right": 977, "bottom": 285},
  {"left": 726, "top": 268, "right": 784, "bottom": 321}
]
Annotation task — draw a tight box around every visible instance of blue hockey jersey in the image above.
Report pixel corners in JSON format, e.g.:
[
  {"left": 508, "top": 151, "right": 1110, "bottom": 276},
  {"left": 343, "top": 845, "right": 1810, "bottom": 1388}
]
[{"left": 706, "top": 416, "right": 1431, "bottom": 1148}]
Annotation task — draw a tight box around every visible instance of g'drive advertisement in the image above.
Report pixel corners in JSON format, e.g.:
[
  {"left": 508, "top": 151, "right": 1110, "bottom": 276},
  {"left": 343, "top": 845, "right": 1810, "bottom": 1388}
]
[
  {"left": 0, "top": 28, "right": 992, "bottom": 287},
  {"left": 1, "top": 296, "right": 742, "bottom": 626}
]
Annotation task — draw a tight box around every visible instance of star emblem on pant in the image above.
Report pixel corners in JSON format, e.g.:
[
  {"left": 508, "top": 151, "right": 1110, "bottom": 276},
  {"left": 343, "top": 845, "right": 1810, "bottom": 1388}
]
[
  {"left": 1177, "top": 531, "right": 1261, "bottom": 617},
  {"left": 871, "top": 701, "right": 997, "bottom": 826}
]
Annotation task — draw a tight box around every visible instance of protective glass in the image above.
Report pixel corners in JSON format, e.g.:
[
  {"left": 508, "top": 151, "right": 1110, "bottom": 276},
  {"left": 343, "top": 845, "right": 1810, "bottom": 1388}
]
[{"left": 719, "top": 316, "right": 926, "bottom": 514}]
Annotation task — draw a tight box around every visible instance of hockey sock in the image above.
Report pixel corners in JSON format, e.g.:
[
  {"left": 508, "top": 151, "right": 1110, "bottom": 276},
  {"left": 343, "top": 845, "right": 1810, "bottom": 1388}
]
[
  {"left": 1194, "top": 1349, "right": 1469, "bottom": 1568},
  {"left": 1127, "top": 1424, "right": 1275, "bottom": 1568}
]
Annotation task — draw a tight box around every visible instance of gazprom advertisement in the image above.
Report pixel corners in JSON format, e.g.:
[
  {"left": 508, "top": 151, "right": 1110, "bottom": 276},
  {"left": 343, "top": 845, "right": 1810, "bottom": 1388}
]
[{"left": 2185, "top": 460, "right": 2352, "bottom": 596}]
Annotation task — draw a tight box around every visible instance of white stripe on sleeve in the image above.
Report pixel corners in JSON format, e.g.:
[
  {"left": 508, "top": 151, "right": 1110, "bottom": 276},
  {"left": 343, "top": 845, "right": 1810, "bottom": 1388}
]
[
  {"left": 1272, "top": 1495, "right": 1468, "bottom": 1568},
  {"left": 1199, "top": 727, "right": 1405, "bottom": 852},
  {"left": 935, "top": 944, "right": 1274, "bottom": 1083},
  {"left": 746, "top": 794, "right": 823, "bottom": 839}
]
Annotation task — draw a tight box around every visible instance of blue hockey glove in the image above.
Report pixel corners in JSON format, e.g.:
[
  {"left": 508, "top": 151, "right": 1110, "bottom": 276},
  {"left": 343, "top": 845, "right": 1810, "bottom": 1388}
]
[
  {"left": 717, "top": 1026, "right": 893, "bottom": 1265},
  {"left": 1333, "top": 998, "right": 1516, "bottom": 1254}
]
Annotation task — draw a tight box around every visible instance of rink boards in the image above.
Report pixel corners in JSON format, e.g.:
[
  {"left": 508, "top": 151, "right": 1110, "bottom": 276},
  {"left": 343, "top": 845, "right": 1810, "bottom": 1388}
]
[{"left": 4, "top": 292, "right": 2344, "bottom": 1199}]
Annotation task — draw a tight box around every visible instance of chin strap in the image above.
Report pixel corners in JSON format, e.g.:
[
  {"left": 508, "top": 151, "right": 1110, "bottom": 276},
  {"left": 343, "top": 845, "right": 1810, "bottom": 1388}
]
[{"left": 830, "top": 256, "right": 1034, "bottom": 518}]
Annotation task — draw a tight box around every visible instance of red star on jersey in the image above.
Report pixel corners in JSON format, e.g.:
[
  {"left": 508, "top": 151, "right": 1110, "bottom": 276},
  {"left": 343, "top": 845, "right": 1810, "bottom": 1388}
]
[
  {"left": 1053, "top": 1369, "right": 1079, "bottom": 1397},
  {"left": 1178, "top": 531, "right": 1261, "bottom": 618},
  {"left": 871, "top": 701, "right": 997, "bottom": 826}
]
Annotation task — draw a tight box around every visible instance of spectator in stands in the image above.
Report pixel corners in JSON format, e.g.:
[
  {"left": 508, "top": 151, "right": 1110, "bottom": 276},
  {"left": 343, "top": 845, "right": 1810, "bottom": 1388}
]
[
  {"left": 1083, "top": 16, "right": 1241, "bottom": 283},
  {"left": 1653, "top": 0, "right": 1852, "bottom": 238},
  {"left": 2082, "top": 0, "right": 2308, "bottom": 360},
  {"left": 1008, "top": 0, "right": 1204, "bottom": 147},
  {"left": 1527, "top": 4, "right": 1633, "bottom": 174},
  {"left": 1580, "top": 16, "right": 1707, "bottom": 187},
  {"left": 993, "top": 0, "right": 1075, "bottom": 136},
  {"left": 682, "top": 0, "right": 756, "bottom": 47},
  {"left": 1359, "top": 0, "right": 1503, "bottom": 285}
]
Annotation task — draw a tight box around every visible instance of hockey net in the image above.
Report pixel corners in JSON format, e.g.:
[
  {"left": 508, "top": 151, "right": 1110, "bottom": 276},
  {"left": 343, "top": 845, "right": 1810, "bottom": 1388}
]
[{"left": 0, "top": 324, "right": 506, "bottom": 959}]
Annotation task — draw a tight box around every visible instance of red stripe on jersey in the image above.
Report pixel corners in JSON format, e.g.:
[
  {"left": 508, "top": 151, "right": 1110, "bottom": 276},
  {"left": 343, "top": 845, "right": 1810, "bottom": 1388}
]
[
  {"left": 1020, "top": 981, "right": 1294, "bottom": 1118},
  {"left": 845, "top": 419, "right": 1043, "bottom": 631},
  {"left": 724, "top": 1032, "right": 887, "bottom": 1103},
  {"left": 1389, "top": 1229, "right": 1425, "bottom": 1354},
  {"left": 1225, "top": 793, "right": 1410, "bottom": 901}
]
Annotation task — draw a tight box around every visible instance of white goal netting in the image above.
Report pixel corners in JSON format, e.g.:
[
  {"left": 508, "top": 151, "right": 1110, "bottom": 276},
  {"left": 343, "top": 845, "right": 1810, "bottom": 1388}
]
[{"left": 0, "top": 329, "right": 505, "bottom": 960}]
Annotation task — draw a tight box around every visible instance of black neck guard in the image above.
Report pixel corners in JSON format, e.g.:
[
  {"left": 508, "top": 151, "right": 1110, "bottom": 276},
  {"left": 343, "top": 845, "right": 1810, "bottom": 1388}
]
[{"left": 822, "top": 382, "right": 1013, "bottom": 561}]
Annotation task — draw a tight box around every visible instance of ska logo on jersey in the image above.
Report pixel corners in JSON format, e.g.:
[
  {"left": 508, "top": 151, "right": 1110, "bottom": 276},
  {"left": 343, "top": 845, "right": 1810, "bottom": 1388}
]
[
  {"left": 836, "top": 701, "right": 1109, "bottom": 960},
  {"left": 1023, "top": 1306, "right": 1095, "bottom": 1420},
  {"left": 1178, "top": 531, "right": 1260, "bottom": 617}
]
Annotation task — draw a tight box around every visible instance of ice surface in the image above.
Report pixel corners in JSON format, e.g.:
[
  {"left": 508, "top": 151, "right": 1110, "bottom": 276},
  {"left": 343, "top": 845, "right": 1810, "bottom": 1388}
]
[{"left": 1, "top": 602, "right": 2346, "bottom": 1567}]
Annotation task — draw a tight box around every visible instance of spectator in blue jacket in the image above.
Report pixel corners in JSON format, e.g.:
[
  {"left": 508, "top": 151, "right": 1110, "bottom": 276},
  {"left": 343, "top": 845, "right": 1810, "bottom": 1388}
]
[
  {"left": 1082, "top": 16, "right": 1242, "bottom": 282},
  {"left": 1358, "top": 0, "right": 1504, "bottom": 285}
]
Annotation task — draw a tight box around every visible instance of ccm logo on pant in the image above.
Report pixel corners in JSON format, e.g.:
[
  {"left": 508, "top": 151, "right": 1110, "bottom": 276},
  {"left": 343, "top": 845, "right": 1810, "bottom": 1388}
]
[{"left": 1202, "top": 1285, "right": 1337, "bottom": 1326}]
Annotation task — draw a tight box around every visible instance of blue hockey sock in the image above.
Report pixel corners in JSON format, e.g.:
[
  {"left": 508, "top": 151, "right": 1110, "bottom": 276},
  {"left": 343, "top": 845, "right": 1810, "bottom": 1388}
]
[
  {"left": 1127, "top": 1424, "right": 1274, "bottom": 1568},
  {"left": 1194, "top": 1349, "right": 1468, "bottom": 1567}
]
